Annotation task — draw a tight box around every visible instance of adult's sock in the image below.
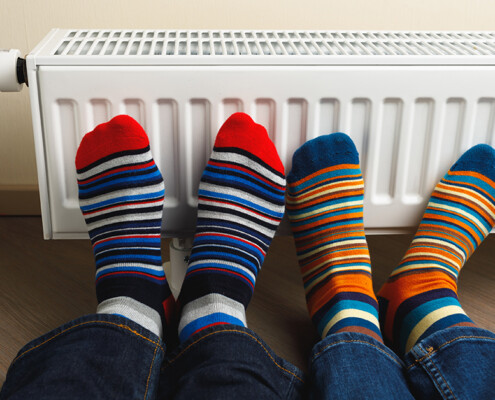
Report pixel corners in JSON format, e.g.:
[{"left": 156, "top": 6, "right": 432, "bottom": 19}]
[
  {"left": 177, "top": 112, "right": 286, "bottom": 343},
  {"left": 76, "top": 115, "right": 174, "bottom": 339},
  {"left": 378, "top": 144, "right": 495, "bottom": 355},
  {"left": 287, "top": 133, "right": 382, "bottom": 342}
]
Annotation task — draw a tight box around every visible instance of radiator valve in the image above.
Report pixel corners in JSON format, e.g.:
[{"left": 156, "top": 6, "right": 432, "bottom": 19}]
[{"left": 0, "top": 49, "right": 28, "bottom": 92}]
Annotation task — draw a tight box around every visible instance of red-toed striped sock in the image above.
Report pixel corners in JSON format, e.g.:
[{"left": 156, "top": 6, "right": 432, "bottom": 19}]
[
  {"left": 76, "top": 115, "right": 175, "bottom": 339},
  {"left": 177, "top": 112, "right": 286, "bottom": 343}
]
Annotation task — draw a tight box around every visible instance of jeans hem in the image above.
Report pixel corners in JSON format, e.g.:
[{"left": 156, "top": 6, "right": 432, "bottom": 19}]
[
  {"left": 11, "top": 313, "right": 165, "bottom": 366},
  {"left": 162, "top": 324, "right": 305, "bottom": 384},
  {"left": 310, "top": 331, "right": 406, "bottom": 369},
  {"left": 404, "top": 325, "right": 495, "bottom": 369},
  {"left": 404, "top": 326, "right": 495, "bottom": 400}
]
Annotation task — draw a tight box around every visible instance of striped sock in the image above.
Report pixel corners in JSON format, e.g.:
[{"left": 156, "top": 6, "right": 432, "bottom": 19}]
[
  {"left": 287, "top": 133, "right": 382, "bottom": 342},
  {"left": 378, "top": 144, "right": 495, "bottom": 355},
  {"left": 177, "top": 112, "right": 286, "bottom": 343},
  {"left": 76, "top": 115, "right": 175, "bottom": 339}
]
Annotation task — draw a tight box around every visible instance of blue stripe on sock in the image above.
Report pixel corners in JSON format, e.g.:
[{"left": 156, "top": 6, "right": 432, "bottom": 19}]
[
  {"left": 289, "top": 169, "right": 361, "bottom": 193},
  {"left": 96, "top": 265, "right": 165, "bottom": 280},
  {"left": 79, "top": 169, "right": 163, "bottom": 195},
  {"left": 399, "top": 296, "right": 462, "bottom": 353},
  {"left": 81, "top": 190, "right": 165, "bottom": 212},
  {"left": 316, "top": 299, "right": 378, "bottom": 335},
  {"left": 199, "top": 189, "right": 284, "bottom": 219},
  {"left": 186, "top": 261, "right": 256, "bottom": 287},
  {"left": 415, "top": 313, "right": 473, "bottom": 345},
  {"left": 179, "top": 312, "right": 245, "bottom": 342},
  {"left": 326, "top": 316, "right": 382, "bottom": 338},
  {"left": 78, "top": 164, "right": 157, "bottom": 188}
]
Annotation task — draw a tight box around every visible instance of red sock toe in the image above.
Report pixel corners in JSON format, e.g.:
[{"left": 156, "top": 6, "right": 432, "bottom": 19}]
[
  {"left": 75, "top": 115, "right": 149, "bottom": 170},
  {"left": 214, "top": 112, "right": 285, "bottom": 175}
]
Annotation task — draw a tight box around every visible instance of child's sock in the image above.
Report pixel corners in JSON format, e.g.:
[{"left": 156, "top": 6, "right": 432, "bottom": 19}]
[
  {"left": 177, "top": 112, "right": 286, "bottom": 343},
  {"left": 378, "top": 144, "right": 495, "bottom": 355},
  {"left": 76, "top": 115, "right": 174, "bottom": 339},
  {"left": 287, "top": 133, "right": 382, "bottom": 342}
]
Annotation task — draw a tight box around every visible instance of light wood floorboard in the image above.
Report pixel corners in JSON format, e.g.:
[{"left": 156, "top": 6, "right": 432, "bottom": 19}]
[{"left": 1, "top": 217, "right": 495, "bottom": 385}]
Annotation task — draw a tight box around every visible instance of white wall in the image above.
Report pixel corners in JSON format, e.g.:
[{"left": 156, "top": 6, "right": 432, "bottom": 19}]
[{"left": 1, "top": 0, "right": 494, "bottom": 186}]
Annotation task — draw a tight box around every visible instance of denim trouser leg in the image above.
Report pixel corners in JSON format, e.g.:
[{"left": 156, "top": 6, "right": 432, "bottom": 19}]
[
  {"left": 0, "top": 314, "right": 165, "bottom": 400},
  {"left": 1, "top": 318, "right": 305, "bottom": 400},
  {"left": 308, "top": 326, "right": 495, "bottom": 400},
  {"left": 404, "top": 326, "right": 495, "bottom": 399},
  {"left": 158, "top": 325, "right": 306, "bottom": 400},
  {"left": 307, "top": 332, "right": 414, "bottom": 399}
]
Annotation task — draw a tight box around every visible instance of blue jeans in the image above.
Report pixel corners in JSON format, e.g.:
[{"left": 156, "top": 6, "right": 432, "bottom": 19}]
[{"left": 1, "top": 314, "right": 495, "bottom": 399}]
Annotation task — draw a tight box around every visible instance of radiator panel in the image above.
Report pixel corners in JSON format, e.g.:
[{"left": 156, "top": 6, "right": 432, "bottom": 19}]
[{"left": 37, "top": 65, "right": 495, "bottom": 237}]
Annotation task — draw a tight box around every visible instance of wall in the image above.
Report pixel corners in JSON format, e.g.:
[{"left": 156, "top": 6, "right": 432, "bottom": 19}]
[{"left": 0, "top": 0, "right": 494, "bottom": 213}]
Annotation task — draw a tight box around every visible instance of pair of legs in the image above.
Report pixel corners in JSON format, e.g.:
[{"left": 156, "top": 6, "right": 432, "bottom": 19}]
[
  {"left": 2, "top": 113, "right": 495, "bottom": 399},
  {"left": 287, "top": 133, "right": 495, "bottom": 398}
]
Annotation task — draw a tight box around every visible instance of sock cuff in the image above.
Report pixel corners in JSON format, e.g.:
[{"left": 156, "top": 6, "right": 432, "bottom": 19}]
[{"left": 97, "top": 296, "right": 163, "bottom": 338}]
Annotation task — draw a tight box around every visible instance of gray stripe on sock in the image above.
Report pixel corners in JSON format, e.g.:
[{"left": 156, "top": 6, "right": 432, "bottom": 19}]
[
  {"left": 77, "top": 152, "right": 153, "bottom": 180},
  {"left": 97, "top": 296, "right": 162, "bottom": 338},
  {"left": 178, "top": 293, "right": 246, "bottom": 334},
  {"left": 211, "top": 151, "right": 286, "bottom": 186}
]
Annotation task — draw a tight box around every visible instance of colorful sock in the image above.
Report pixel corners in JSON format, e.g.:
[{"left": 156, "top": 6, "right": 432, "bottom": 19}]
[
  {"left": 76, "top": 115, "right": 175, "bottom": 339},
  {"left": 378, "top": 144, "right": 495, "bottom": 355},
  {"left": 177, "top": 112, "right": 286, "bottom": 343},
  {"left": 287, "top": 133, "right": 382, "bottom": 342}
]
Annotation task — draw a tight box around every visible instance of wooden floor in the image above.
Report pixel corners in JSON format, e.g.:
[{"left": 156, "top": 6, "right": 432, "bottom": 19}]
[{"left": 1, "top": 217, "right": 495, "bottom": 385}]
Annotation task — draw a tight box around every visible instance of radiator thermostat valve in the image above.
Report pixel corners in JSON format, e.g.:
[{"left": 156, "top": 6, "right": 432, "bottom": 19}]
[{"left": 0, "top": 49, "right": 25, "bottom": 92}]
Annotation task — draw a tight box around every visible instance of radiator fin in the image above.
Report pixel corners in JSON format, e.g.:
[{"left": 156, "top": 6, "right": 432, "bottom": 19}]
[
  {"left": 375, "top": 98, "right": 402, "bottom": 203},
  {"left": 156, "top": 99, "right": 179, "bottom": 207},
  {"left": 474, "top": 98, "right": 495, "bottom": 146},
  {"left": 404, "top": 98, "right": 434, "bottom": 202}
]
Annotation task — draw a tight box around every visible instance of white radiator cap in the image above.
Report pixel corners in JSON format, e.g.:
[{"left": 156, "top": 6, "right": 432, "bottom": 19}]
[{"left": 0, "top": 49, "right": 22, "bottom": 92}]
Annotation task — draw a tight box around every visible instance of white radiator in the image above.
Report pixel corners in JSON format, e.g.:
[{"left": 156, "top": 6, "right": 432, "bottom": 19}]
[{"left": 3, "top": 29, "right": 495, "bottom": 239}]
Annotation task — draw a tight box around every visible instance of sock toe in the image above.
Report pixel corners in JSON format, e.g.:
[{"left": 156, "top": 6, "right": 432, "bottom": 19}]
[
  {"left": 288, "top": 132, "right": 359, "bottom": 183},
  {"left": 214, "top": 112, "right": 285, "bottom": 175},
  {"left": 76, "top": 115, "right": 149, "bottom": 171},
  {"left": 451, "top": 144, "right": 495, "bottom": 182}
]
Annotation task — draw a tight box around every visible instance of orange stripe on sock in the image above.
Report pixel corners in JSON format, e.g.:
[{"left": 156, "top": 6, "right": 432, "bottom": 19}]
[
  {"left": 448, "top": 170, "right": 495, "bottom": 192},
  {"left": 287, "top": 192, "right": 363, "bottom": 213},
  {"left": 421, "top": 213, "right": 482, "bottom": 245},
  {"left": 294, "top": 223, "right": 365, "bottom": 243},
  {"left": 288, "top": 164, "right": 360, "bottom": 188},
  {"left": 289, "top": 205, "right": 362, "bottom": 223},
  {"left": 307, "top": 274, "right": 376, "bottom": 316},
  {"left": 414, "top": 226, "right": 473, "bottom": 256},
  {"left": 297, "top": 234, "right": 365, "bottom": 254},
  {"left": 434, "top": 183, "right": 495, "bottom": 222},
  {"left": 290, "top": 212, "right": 364, "bottom": 233},
  {"left": 379, "top": 271, "right": 457, "bottom": 338}
]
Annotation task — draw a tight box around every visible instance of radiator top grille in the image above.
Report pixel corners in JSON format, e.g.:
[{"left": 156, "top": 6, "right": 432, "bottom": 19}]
[{"left": 52, "top": 30, "right": 495, "bottom": 57}]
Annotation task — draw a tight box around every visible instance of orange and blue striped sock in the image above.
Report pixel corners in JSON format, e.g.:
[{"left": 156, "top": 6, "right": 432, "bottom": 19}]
[
  {"left": 378, "top": 144, "right": 495, "bottom": 355},
  {"left": 177, "top": 113, "right": 286, "bottom": 343},
  {"left": 287, "top": 133, "right": 382, "bottom": 343}
]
